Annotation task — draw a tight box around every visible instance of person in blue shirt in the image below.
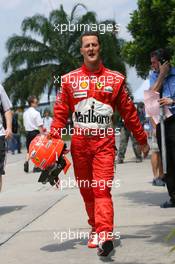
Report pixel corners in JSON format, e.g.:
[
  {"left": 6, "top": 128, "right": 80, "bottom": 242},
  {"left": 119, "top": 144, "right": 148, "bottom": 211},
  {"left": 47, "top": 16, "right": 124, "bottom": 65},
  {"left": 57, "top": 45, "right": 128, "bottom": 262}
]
[{"left": 150, "top": 48, "right": 175, "bottom": 208}]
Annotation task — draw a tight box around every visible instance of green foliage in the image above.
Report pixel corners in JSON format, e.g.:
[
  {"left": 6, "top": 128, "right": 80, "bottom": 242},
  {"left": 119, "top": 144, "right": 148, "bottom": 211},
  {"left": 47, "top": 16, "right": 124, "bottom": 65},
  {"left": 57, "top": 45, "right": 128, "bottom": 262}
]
[
  {"left": 122, "top": 0, "right": 175, "bottom": 78},
  {"left": 165, "top": 228, "right": 175, "bottom": 254},
  {"left": 3, "top": 4, "right": 125, "bottom": 106}
]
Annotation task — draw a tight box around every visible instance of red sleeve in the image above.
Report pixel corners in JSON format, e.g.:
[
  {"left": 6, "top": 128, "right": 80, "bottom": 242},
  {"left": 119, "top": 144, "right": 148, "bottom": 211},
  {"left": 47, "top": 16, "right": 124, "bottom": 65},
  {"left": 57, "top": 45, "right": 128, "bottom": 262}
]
[
  {"left": 50, "top": 82, "right": 70, "bottom": 138},
  {"left": 116, "top": 82, "right": 148, "bottom": 145}
]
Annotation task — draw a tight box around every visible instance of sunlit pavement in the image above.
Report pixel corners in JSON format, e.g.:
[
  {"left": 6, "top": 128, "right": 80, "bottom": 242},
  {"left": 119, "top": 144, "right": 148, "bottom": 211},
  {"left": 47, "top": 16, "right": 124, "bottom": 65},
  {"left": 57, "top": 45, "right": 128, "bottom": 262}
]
[{"left": 0, "top": 143, "right": 175, "bottom": 264}]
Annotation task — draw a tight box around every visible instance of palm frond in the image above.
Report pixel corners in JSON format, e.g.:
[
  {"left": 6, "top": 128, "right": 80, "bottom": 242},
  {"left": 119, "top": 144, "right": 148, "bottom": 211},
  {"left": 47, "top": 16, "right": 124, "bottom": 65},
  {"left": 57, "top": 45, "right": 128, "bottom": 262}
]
[
  {"left": 22, "top": 14, "right": 53, "bottom": 44},
  {"left": 70, "top": 3, "right": 87, "bottom": 22}
]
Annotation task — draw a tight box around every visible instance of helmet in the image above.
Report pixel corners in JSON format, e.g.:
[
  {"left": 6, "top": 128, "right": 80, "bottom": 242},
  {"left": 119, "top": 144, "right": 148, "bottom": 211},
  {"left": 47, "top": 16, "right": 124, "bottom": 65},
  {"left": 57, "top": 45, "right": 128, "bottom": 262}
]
[{"left": 29, "top": 134, "right": 68, "bottom": 171}]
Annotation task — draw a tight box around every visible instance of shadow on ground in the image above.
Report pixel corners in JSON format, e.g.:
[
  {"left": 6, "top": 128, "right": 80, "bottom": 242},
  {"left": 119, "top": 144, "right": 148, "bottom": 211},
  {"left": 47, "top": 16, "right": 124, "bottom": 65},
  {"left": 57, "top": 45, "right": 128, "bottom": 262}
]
[
  {"left": 0, "top": 205, "right": 26, "bottom": 216},
  {"left": 40, "top": 238, "right": 121, "bottom": 262},
  {"left": 41, "top": 238, "right": 86, "bottom": 252},
  {"left": 134, "top": 219, "right": 175, "bottom": 246},
  {"left": 40, "top": 232, "right": 169, "bottom": 263},
  {"left": 116, "top": 190, "right": 168, "bottom": 206}
]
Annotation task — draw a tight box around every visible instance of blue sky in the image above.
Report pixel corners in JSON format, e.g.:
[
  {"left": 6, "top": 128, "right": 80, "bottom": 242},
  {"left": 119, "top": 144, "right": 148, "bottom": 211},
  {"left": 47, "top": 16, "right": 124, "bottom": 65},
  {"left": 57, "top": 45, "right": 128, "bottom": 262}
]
[{"left": 0, "top": 0, "right": 143, "bottom": 90}]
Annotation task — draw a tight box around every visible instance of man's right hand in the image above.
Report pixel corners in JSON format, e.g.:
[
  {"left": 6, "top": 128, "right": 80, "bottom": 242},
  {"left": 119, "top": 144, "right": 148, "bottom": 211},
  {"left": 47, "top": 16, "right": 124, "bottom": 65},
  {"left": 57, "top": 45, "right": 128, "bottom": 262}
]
[
  {"left": 159, "top": 61, "right": 170, "bottom": 79},
  {"left": 47, "top": 134, "right": 69, "bottom": 154},
  {"left": 140, "top": 143, "right": 150, "bottom": 158},
  {"left": 150, "top": 61, "right": 170, "bottom": 92}
]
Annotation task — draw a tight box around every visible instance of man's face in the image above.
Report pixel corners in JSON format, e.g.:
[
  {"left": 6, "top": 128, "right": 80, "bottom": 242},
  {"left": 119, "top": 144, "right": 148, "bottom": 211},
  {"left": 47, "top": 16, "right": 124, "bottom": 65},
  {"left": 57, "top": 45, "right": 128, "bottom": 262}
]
[
  {"left": 151, "top": 56, "right": 159, "bottom": 71},
  {"left": 80, "top": 36, "right": 100, "bottom": 65}
]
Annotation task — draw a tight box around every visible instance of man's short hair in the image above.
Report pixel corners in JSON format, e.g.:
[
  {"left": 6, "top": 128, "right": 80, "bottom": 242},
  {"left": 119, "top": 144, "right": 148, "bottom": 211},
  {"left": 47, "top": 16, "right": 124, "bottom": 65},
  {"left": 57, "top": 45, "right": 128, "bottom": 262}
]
[
  {"left": 150, "top": 48, "right": 170, "bottom": 62},
  {"left": 44, "top": 108, "right": 50, "bottom": 115},
  {"left": 80, "top": 31, "right": 101, "bottom": 47},
  {"left": 28, "top": 95, "right": 37, "bottom": 106}
]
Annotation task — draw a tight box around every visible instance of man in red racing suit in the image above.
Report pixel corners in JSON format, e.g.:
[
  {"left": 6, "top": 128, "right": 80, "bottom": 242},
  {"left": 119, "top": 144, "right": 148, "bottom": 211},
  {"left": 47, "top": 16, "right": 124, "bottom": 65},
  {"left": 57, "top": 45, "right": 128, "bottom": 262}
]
[{"left": 50, "top": 32, "right": 150, "bottom": 256}]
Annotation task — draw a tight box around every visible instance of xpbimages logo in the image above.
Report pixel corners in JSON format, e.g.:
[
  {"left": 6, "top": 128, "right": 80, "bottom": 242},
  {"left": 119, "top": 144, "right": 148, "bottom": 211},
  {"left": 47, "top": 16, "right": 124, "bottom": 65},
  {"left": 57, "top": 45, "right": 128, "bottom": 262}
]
[
  {"left": 52, "top": 127, "right": 121, "bottom": 139},
  {"left": 58, "top": 177, "right": 121, "bottom": 191},
  {"left": 53, "top": 22, "right": 120, "bottom": 34},
  {"left": 53, "top": 74, "right": 122, "bottom": 86},
  {"left": 53, "top": 229, "right": 120, "bottom": 242}
]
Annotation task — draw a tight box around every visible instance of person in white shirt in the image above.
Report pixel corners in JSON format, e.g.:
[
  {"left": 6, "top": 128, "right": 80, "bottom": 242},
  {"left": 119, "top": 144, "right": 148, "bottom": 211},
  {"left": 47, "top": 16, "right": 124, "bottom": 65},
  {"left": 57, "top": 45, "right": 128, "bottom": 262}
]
[
  {"left": 0, "top": 84, "right": 12, "bottom": 191},
  {"left": 43, "top": 109, "right": 53, "bottom": 133},
  {"left": 23, "top": 95, "right": 44, "bottom": 173}
]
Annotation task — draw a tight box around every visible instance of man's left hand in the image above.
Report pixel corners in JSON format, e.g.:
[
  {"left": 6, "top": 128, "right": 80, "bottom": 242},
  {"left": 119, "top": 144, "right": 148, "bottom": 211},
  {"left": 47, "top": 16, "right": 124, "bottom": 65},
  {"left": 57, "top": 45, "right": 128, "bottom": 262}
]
[
  {"left": 140, "top": 143, "right": 150, "bottom": 158},
  {"left": 158, "top": 97, "right": 173, "bottom": 106}
]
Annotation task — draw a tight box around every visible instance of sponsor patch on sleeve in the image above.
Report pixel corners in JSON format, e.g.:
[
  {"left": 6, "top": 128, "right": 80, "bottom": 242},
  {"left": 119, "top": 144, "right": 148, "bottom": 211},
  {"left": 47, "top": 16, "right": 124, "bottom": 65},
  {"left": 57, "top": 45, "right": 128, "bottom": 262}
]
[{"left": 104, "top": 86, "right": 113, "bottom": 93}]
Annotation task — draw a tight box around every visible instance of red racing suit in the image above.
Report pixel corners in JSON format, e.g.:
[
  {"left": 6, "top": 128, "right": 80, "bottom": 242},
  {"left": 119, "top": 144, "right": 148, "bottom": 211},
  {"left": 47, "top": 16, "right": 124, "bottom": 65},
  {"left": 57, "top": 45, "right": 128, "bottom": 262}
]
[{"left": 50, "top": 63, "right": 147, "bottom": 237}]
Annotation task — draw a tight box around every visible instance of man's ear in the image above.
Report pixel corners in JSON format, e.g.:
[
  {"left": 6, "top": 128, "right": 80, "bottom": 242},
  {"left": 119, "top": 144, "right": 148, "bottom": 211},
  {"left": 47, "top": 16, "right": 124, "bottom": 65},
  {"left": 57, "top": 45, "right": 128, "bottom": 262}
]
[{"left": 80, "top": 47, "right": 83, "bottom": 55}]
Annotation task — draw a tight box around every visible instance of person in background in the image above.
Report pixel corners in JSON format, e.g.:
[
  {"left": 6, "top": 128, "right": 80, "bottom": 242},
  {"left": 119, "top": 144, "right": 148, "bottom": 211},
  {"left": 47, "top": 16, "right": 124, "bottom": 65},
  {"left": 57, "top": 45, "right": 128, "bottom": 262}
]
[
  {"left": 0, "top": 83, "right": 12, "bottom": 191},
  {"left": 43, "top": 108, "right": 53, "bottom": 133},
  {"left": 117, "top": 102, "right": 146, "bottom": 164},
  {"left": 23, "top": 96, "right": 44, "bottom": 173},
  {"left": 150, "top": 48, "right": 175, "bottom": 208},
  {"left": 149, "top": 118, "right": 165, "bottom": 186},
  {"left": 10, "top": 110, "right": 22, "bottom": 154},
  {"left": 117, "top": 121, "right": 143, "bottom": 163}
]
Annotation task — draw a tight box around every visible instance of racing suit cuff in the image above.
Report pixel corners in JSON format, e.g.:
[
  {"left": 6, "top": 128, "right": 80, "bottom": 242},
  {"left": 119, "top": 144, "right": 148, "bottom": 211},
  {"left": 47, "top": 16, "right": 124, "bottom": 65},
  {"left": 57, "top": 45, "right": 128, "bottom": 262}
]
[{"left": 139, "top": 138, "right": 148, "bottom": 146}]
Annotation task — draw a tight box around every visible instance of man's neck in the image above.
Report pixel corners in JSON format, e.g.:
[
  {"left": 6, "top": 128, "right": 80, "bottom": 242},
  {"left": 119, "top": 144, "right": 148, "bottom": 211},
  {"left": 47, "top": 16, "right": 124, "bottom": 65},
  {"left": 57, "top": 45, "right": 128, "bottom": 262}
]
[{"left": 84, "top": 61, "right": 101, "bottom": 72}]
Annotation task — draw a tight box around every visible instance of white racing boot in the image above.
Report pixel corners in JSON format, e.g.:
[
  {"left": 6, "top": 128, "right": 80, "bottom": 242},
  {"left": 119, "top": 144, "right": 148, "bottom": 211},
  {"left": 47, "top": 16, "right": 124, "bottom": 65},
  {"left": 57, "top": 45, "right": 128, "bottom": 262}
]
[{"left": 87, "top": 231, "right": 99, "bottom": 248}]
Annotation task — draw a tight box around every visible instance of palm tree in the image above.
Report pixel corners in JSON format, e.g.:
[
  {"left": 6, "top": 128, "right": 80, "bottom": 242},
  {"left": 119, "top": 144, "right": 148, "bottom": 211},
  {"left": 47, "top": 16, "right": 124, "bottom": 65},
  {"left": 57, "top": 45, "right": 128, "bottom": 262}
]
[{"left": 3, "top": 4, "right": 125, "bottom": 106}]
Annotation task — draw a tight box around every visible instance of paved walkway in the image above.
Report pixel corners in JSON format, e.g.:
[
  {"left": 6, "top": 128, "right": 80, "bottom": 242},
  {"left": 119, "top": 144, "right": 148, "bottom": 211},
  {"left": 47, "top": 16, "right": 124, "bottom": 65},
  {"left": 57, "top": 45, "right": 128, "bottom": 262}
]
[{"left": 0, "top": 145, "right": 175, "bottom": 264}]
